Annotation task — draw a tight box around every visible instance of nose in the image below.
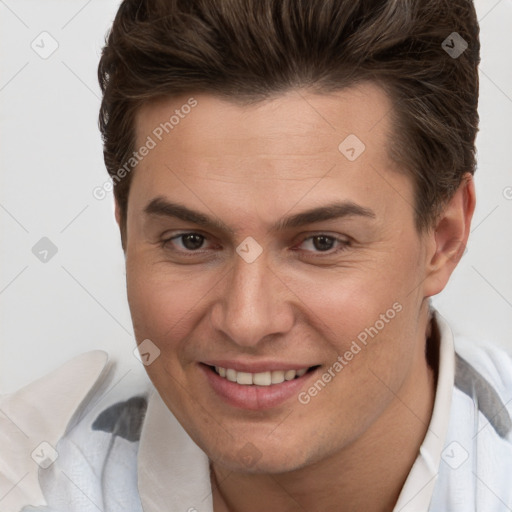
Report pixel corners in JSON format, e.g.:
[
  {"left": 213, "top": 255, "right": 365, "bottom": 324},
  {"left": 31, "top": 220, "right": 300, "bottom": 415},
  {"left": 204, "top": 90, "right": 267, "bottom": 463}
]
[{"left": 209, "top": 248, "right": 295, "bottom": 348}]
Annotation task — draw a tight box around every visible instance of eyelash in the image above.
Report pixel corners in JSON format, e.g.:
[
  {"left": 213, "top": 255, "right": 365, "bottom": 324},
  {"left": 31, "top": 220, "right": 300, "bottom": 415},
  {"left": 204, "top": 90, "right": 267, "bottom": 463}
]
[{"left": 160, "top": 232, "right": 351, "bottom": 258}]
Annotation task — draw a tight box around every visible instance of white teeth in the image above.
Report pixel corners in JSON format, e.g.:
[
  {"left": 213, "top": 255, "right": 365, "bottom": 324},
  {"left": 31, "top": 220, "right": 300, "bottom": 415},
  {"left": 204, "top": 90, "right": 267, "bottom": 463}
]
[
  {"left": 253, "top": 371, "right": 272, "bottom": 386},
  {"left": 284, "top": 370, "right": 296, "bottom": 381},
  {"left": 271, "top": 370, "right": 285, "bottom": 384},
  {"left": 236, "top": 372, "right": 253, "bottom": 385},
  {"left": 213, "top": 366, "right": 309, "bottom": 386}
]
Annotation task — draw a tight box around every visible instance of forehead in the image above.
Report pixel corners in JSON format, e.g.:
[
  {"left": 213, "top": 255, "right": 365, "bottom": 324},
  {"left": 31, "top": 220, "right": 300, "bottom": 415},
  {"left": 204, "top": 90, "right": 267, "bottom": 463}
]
[
  {"left": 128, "top": 83, "right": 413, "bottom": 232},
  {"left": 134, "top": 83, "right": 394, "bottom": 166}
]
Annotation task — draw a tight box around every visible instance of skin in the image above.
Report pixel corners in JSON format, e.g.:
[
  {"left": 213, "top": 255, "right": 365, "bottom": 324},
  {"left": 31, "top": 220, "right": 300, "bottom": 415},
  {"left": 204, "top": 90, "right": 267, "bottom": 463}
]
[{"left": 117, "top": 82, "right": 475, "bottom": 511}]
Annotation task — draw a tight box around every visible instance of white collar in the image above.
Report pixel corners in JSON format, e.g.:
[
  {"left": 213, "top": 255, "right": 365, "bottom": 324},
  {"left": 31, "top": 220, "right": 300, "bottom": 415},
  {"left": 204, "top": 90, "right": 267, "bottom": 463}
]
[
  {"left": 393, "top": 310, "right": 455, "bottom": 511},
  {"left": 137, "top": 310, "right": 454, "bottom": 512},
  {"left": 137, "top": 390, "right": 212, "bottom": 512}
]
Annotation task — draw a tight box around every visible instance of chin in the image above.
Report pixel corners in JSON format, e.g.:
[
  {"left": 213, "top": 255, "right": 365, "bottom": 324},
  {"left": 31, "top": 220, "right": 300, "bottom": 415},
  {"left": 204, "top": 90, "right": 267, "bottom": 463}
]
[
  {"left": 204, "top": 433, "right": 320, "bottom": 475},
  {"left": 215, "top": 451, "right": 309, "bottom": 475}
]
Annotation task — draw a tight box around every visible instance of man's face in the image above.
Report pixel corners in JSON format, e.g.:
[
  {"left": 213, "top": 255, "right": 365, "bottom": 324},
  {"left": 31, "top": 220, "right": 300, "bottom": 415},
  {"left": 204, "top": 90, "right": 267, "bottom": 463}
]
[{"left": 124, "top": 83, "right": 434, "bottom": 473}]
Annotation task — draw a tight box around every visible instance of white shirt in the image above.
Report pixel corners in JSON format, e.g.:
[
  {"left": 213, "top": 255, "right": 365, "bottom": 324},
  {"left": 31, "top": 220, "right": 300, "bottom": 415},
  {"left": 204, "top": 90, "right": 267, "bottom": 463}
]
[{"left": 1, "top": 310, "right": 511, "bottom": 512}]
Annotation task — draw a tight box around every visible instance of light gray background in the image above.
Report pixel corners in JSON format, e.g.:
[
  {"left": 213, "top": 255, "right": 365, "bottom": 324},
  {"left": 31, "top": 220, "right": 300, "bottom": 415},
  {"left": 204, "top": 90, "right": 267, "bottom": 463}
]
[{"left": 1, "top": 0, "right": 511, "bottom": 393}]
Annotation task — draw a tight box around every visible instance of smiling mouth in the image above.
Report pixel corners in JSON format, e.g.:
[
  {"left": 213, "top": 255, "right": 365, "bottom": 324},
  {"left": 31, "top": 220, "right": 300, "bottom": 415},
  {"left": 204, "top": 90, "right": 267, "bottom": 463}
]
[{"left": 207, "top": 365, "right": 320, "bottom": 386}]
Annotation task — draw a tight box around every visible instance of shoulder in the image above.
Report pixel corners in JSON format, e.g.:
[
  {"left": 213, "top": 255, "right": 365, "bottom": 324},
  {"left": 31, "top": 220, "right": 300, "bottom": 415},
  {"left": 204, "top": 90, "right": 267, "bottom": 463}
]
[
  {"left": 429, "top": 336, "right": 512, "bottom": 510},
  {"left": 454, "top": 339, "right": 512, "bottom": 439},
  {"left": 0, "top": 351, "right": 111, "bottom": 511},
  {"left": 455, "top": 338, "right": 512, "bottom": 396}
]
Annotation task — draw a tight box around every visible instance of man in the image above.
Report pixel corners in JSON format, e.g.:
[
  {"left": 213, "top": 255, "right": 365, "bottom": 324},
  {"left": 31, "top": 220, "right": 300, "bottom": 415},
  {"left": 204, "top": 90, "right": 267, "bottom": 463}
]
[{"left": 2, "top": 0, "right": 512, "bottom": 511}]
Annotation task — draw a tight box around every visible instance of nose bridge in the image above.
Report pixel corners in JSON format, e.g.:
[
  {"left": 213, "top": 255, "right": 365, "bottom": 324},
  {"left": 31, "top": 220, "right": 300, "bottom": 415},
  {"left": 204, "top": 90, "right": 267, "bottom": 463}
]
[{"left": 211, "top": 248, "right": 293, "bottom": 347}]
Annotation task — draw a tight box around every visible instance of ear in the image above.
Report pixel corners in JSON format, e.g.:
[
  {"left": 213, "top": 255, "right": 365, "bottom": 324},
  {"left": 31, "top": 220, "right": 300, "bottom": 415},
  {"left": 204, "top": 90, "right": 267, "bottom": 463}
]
[{"left": 423, "top": 173, "right": 476, "bottom": 298}]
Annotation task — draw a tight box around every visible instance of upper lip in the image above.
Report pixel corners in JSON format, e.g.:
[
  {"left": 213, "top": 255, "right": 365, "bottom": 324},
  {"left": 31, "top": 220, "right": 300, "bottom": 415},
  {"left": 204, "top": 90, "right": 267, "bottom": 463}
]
[{"left": 201, "top": 360, "right": 317, "bottom": 373}]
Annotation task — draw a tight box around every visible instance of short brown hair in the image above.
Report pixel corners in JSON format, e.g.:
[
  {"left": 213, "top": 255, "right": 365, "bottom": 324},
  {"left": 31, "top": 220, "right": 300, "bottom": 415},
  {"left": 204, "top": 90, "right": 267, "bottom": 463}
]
[{"left": 98, "top": 0, "right": 480, "bottom": 243}]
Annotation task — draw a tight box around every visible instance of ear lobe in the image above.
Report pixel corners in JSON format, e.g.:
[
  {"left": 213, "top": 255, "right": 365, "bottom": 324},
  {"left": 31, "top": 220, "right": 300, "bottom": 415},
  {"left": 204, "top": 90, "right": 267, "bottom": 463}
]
[{"left": 423, "top": 173, "right": 476, "bottom": 298}]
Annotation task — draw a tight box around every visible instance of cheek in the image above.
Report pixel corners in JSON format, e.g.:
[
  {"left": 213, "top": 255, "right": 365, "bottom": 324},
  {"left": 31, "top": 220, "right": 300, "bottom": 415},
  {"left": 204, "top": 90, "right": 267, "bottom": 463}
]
[
  {"left": 125, "top": 263, "right": 205, "bottom": 408},
  {"left": 300, "top": 281, "right": 411, "bottom": 379},
  {"left": 125, "top": 259, "right": 213, "bottom": 347},
  {"left": 290, "top": 297, "right": 416, "bottom": 450},
  {"left": 284, "top": 259, "right": 407, "bottom": 343},
  {"left": 286, "top": 253, "right": 420, "bottom": 393}
]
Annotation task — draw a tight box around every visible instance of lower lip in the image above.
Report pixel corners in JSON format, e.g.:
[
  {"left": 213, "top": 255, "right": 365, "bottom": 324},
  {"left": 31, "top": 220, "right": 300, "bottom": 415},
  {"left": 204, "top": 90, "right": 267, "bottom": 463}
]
[{"left": 199, "top": 364, "right": 318, "bottom": 410}]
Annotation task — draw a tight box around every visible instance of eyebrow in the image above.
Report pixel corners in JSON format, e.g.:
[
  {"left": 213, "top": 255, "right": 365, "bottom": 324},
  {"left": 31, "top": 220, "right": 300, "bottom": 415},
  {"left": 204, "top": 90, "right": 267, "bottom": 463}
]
[{"left": 144, "top": 196, "right": 376, "bottom": 234}]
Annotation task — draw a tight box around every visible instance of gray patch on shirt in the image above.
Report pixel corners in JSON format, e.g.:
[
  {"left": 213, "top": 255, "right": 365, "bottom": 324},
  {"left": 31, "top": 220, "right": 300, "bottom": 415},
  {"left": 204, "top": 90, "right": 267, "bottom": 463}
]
[
  {"left": 92, "top": 395, "right": 148, "bottom": 442},
  {"left": 455, "top": 354, "right": 512, "bottom": 438}
]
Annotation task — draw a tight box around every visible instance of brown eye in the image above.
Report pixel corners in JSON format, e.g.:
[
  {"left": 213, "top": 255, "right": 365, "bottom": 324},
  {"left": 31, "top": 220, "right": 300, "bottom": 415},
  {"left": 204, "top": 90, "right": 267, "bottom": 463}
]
[
  {"left": 162, "top": 232, "right": 209, "bottom": 252},
  {"left": 311, "top": 235, "right": 336, "bottom": 251},
  {"left": 297, "top": 233, "right": 351, "bottom": 256},
  {"left": 178, "top": 233, "right": 205, "bottom": 250}
]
